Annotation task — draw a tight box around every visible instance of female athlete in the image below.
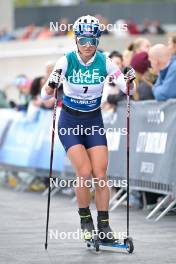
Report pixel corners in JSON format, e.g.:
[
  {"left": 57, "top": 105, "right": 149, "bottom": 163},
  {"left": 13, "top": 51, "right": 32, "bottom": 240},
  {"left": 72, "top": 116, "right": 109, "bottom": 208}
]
[{"left": 41, "top": 15, "right": 135, "bottom": 243}]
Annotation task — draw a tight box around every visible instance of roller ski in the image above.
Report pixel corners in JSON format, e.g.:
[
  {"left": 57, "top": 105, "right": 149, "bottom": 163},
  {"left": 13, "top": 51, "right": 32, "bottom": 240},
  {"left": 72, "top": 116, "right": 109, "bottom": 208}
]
[{"left": 86, "top": 212, "right": 134, "bottom": 253}]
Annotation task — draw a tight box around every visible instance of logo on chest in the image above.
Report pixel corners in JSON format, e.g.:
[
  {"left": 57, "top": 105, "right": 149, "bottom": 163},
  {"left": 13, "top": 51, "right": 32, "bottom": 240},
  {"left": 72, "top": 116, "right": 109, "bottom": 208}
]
[{"left": 68, "top": 69, "right": 105, "bottom": 84}]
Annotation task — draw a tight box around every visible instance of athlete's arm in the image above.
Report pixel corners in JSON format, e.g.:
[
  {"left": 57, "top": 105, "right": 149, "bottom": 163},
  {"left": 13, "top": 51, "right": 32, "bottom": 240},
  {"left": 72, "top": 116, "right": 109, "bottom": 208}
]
[
  {"left": 41, "top": 56, "right": 67, "bottom": 100},
  {"left": 106, "top": 58, "right": 135, "bottom": 95}
]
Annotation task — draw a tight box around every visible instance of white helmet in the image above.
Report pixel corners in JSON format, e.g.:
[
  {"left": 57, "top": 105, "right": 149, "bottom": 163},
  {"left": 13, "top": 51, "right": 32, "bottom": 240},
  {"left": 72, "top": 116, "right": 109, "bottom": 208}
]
[{"left": 73, "top": 15, "right": 101, "bottom": 38}]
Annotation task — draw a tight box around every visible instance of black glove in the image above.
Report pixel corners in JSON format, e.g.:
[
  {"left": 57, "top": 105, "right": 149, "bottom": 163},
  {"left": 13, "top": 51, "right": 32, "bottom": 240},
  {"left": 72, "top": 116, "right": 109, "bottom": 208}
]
[
  {"left": 122, "top": 66, "right": 136, "bottom": 83},
  {"left": 107, "top": 94, "right": 118, "bottom": 105},
  {"left": 48, "top": 69, "right": 62, "bottom": 89},
  {"left": 107, "top": 91, "right": 126, "bottom": 105}
]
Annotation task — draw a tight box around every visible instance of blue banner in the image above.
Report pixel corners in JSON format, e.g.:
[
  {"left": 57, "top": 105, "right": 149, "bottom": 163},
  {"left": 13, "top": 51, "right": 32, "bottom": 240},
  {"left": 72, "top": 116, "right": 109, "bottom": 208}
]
[{"left": 0, "top": 108, "right": 65, "bottom": 172}]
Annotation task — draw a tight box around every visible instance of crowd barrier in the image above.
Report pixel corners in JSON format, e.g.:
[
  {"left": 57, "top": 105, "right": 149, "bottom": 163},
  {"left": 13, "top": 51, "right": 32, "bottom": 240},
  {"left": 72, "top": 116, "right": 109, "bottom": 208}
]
[{"left": 0, "top": 100, "right": 176, "bottom": 220}]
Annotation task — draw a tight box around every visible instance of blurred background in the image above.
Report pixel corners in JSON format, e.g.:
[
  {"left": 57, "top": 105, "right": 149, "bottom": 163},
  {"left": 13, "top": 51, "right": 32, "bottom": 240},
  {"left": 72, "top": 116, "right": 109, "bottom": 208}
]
[{"left": 1, "top": 0, "right": 176, "bottom": 221}]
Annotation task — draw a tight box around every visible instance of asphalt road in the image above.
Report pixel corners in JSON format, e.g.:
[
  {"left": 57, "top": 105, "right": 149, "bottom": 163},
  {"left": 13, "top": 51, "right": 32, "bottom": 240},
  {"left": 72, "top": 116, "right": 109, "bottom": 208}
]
[{"left": 0, "top": 187, "right": 176, "bottom": 264}]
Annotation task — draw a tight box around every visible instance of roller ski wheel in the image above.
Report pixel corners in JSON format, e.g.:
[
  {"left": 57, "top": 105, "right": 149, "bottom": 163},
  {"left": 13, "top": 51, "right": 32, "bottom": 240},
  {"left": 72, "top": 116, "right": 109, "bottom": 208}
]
[
  {"left": 86, "top": 236, "right": 100, "bottom": 252},
  {"left": 124, "top": 237, "right": 134, "bottom": 254}
]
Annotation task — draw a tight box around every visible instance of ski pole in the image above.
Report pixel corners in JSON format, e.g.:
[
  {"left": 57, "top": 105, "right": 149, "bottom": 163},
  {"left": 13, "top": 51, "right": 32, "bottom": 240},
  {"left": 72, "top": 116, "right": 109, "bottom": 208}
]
[
  {"left": 45, "top": 69, "right": 62, "bottom": 250},
  {"left": 126, "top": 79, "right": 130, "bottom": 238}
]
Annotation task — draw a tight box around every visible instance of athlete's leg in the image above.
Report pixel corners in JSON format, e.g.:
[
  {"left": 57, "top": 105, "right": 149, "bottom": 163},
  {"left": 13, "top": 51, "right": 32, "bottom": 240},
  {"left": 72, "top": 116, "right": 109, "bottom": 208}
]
[
  {"left": 67, "top": 144, "right": 95, "bottom": 240},
  {"left": 67, "top": 144, "right": 92, "bottom": 208},
  {"left": 87, "top": 145, "right": 117, "bottom": 243},
  {"left": 87, "top": 145, "right": 109, "bottom": 211}
]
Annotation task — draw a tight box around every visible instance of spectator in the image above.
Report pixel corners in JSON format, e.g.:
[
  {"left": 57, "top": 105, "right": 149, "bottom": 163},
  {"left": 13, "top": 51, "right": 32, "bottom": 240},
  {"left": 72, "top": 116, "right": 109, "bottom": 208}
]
[
  {"left": 20, "top": 24, "right": 38, "bottom": 40},
  {"left": 128, "top": 37, "right": 151, "bottom": 54},
  {"left": 122, "top": 49, "right": 133, "bottom": 67},
  {"left": 0, "top": 27, "right": 16, "bottom": 41},
  {"left": 44, "top": 60, "right": 55, "bottom": 80},
  {"left": 37, "top": 25, "right": 53, "bottom": 40},
  {"left": 55, "top": 18, "right": 70, "bottom": 37},
  {"left": 127, "top": 19, "right": 140, "bottom": 35},
  {"left": 149, "top": 44, "right": 176, "bottom": 101},
  {"left": 102, "top": 51, "right": 124, "bottom": 110},
  {"left": 109, "top": 51, "right": 123, "bottom": 69},
  {"left": 140, "top": 19, "right": 152, "bottom": 34},
  {"left": 15, "top": 75, "right": 32, "bottom": 111},
  {"left": 130, "top": 51, "right": 154, "bottom": 100},
  {"left": 152, "top": 20, "right": 165, "bottom": 35},
  {"left": 168, "top": 35, "right": 176, "bottom": 56},
  {"left": 0, "top": 90, "right": 9, "bottom": 108},
  {"left": 27, "top": 76, "right": 56, "bottom": 121}
]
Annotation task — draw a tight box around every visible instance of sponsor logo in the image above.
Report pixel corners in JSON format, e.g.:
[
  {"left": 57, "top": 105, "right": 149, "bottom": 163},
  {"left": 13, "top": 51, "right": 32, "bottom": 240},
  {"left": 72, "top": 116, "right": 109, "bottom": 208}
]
[
  {"left": 147, "top": 110, "right": 165, "bottom": 124},
  {"left": 140, "top": 162, "right": 154, "bottom": 174},
  {"left": 136, "top": 132, "right": 167, "bottom": 154}
]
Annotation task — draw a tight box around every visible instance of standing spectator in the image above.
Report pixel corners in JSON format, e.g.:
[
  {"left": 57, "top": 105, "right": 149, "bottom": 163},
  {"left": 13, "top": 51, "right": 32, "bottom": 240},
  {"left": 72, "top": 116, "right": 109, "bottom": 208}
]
[
  {"left": 128, "top": 37, "right": 151, "bottom": 54},
  {"left": 102, "top": 51, "right": 124, "bottom": 109},
  {"left": 109, "top": 51, "right": 123, "bottom": 69},
  {"left": 168, "top": 35, "right": 176, "bottom": 56},
  {"left": 130, "top": 51, "right": 154, "bottom": 100},
  {"left": 15, "top": 75, "right": 32, "bottom": 111},
  {"left": 44, "top": 60, "right": 55, "bottom": 80},
  {"left": 122, "top": 49, "right": 133, "bottom": 67},
  {"left": 149, "top": 44, "right": 176, "bottom": 101}
]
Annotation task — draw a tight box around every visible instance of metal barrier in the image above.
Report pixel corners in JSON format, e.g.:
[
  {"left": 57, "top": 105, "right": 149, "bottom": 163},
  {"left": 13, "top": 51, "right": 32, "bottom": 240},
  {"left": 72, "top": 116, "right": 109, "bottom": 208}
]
[{"left": 0, "top": 99, "right": 176, "bottom": 221}]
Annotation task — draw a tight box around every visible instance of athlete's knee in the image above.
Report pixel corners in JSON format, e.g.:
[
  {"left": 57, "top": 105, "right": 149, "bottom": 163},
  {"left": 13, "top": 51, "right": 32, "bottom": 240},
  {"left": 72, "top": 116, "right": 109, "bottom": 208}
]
[
  {"left": 92, "top": 171, "right": 108, "bottom": 187},
  {"left": 76, "top": 166, "right": 92, "bottom": 180}
]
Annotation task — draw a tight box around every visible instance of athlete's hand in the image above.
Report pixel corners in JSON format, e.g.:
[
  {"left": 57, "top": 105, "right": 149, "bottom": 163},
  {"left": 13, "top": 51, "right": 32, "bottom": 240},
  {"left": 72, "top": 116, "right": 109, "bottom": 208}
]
[
  {"left": 123, "top": 66, "right": 136, "bottom": 83},
  {"left": 48, "top": 69, "right": 62, "bottom": 89}
]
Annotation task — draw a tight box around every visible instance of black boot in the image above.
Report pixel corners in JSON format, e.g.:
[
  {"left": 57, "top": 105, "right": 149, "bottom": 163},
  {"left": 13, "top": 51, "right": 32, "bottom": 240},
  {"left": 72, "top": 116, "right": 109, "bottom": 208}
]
[
  {"left": 78, "top": 207, "right": 95, "bottom": 241},
  {"left": 97, "top": 211, "right": 118, "bottom": 244}
]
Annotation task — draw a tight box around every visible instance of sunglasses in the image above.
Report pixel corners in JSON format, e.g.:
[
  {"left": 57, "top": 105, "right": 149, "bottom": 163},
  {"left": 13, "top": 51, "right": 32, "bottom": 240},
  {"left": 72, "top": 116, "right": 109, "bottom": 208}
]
[{"left": 77, "top": 37, "right": 99, "bottom": 47}]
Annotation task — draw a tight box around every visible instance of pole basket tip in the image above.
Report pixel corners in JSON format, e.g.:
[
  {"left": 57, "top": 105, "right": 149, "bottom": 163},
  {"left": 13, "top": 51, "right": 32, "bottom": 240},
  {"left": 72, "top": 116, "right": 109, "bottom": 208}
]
[{"left": 45, "top": 243, "right": 48, "bottom": 250}]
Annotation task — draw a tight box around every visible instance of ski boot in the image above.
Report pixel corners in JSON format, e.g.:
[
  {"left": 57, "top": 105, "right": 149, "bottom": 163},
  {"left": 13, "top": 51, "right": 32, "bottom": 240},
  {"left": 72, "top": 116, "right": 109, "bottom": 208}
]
[
  {"left": 78, "top": 207, "right": 95, "bottom": 241},
  {"left": 97, "top": 212, "right": 118, "bottom": 244}
]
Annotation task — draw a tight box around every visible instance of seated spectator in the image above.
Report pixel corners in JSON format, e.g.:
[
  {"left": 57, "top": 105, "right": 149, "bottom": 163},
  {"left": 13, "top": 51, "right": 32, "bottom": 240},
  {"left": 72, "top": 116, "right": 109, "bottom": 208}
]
[
  {"left": 20, "top": 24, "right": 38, "bottom": 40},
  {"left": 127, "top": 19, "right": 140, "bottom": 35},
  {"left": 55, "top": 18, "right": 70, "bottom": 37},
  {"left": 128, "top": 37, "right": 151, "bottom": 54},
  {"left": 37, "top": 25, "right": 53, "bottom": 40},
  {"left": 149, "top": 44, "right": 176, "bottom": 101},
  {"left": 0, "top": 27, "right": 16, "bottom": 41},
  {"left": 168, "top": 35, "right": 176, "bottom": 56},
  {"left": 130, "top": 51, "right": 154, "bottom": 100},
  {"left": 152, "top": 20, "right": 165, "bottom": 35},
  {"left": 140, "top": 19, "right": 152, "bottom": 34}
]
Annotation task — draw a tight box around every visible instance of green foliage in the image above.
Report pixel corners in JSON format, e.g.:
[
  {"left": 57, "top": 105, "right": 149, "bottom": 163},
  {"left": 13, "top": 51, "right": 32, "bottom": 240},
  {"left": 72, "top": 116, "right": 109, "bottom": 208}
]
[{"left": 14, "top": 0, "right": 55, "bottom": 7}]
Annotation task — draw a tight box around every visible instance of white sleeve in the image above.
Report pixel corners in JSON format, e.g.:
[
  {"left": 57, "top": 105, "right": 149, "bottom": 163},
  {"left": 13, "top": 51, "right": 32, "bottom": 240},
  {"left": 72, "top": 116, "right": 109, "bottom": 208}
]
[
  {"left": 52, "top": 55, "right": 68, "bottom": 76},
  {"left": 106, "top": 58, "right": 134, "bottom": 95}
]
